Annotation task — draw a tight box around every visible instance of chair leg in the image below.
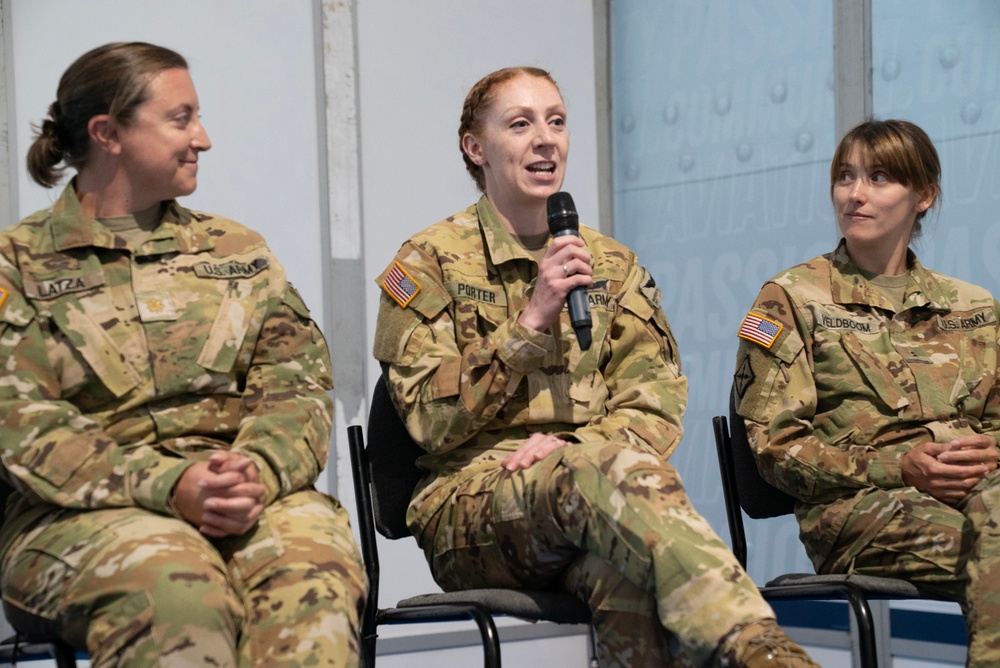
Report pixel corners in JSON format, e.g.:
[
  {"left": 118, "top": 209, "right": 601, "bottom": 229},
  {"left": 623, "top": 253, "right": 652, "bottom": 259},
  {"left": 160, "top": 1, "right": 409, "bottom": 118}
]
[
  {"left": 50, "top": 642, "right": 78, "bottom": 668},
  {"left": 840, "top": 589, "right": 879, "bottom": 668},
  {"left": 381, "top": 605, "right": 501, "bottom": 668},
  {"left": 361, "top": 630, "right": 377, "bottom": 668},
  {"left": 587, "top": 625, "right": 598, "bottom": 668},
  {"left": 462, "top": 605, "right": 501, "bottom": 668}
]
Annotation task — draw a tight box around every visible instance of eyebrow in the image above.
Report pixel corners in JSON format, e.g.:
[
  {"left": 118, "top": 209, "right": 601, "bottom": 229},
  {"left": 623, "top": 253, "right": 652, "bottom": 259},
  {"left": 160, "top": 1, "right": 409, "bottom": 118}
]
[
  {"left": 166, "top": 103, "right": 197, "bottom": 115},
  {"left": 501, "top": 104, "right": 566, "bottom": 117},
  {"left": 839, "top": 159, "right": 883, "bottom": 170}
]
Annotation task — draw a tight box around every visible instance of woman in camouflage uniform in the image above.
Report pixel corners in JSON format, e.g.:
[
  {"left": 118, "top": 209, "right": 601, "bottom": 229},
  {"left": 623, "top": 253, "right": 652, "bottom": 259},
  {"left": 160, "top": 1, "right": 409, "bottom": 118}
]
[
  {"left": 735, "top": 119, "right": 1000, "bottom": 666},
  {"left": 0, "top": 42, "right": 366, "bottom": 666},
  {"left": 373, "top": 66, "right": 817, "bottom": 667}
]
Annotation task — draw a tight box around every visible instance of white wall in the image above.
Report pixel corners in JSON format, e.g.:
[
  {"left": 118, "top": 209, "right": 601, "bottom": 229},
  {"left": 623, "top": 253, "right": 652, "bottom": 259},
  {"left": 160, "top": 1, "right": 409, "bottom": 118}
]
[
  {"left": 351, "top": 1, "right": 601, "bottom": 658},
  {"left": 2, "top": 0, "right": 602, "bottom": 662},
  {"left": 6, "top": 0, "right": 326, "bottom": 329},
  {"left": 355, "top": 1, "right": 601, "bottom": 415}
]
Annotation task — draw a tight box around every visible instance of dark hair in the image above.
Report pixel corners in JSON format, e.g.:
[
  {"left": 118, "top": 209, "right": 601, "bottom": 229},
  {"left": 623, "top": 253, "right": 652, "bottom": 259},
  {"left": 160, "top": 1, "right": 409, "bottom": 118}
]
[
  {"left": 27, "top": 42, "right": 188, "bottom": 188},
  {"left": 830, "top": 119, "right": 941, "bottom": 239},
  {"left": 458, "top": 66, "right": 560, "bottom": 193}
]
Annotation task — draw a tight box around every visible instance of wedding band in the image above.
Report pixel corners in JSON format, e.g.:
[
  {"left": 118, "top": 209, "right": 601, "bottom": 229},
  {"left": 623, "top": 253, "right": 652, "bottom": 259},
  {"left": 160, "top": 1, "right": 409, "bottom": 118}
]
[{"left": 562, "top": 264, "right": 568, "bottom": 276}]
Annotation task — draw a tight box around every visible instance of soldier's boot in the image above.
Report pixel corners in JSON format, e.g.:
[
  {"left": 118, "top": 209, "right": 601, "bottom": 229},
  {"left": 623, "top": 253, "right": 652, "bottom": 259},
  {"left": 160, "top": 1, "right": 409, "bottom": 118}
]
[{"left": 719, "top": 618, "right": 821, "bottom": 667}]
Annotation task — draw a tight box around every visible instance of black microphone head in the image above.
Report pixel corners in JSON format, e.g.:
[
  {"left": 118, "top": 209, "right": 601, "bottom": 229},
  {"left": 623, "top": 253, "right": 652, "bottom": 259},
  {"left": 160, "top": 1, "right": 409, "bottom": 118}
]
[{"left": 546, "top": 191, "right": 579, "bottom": 234}]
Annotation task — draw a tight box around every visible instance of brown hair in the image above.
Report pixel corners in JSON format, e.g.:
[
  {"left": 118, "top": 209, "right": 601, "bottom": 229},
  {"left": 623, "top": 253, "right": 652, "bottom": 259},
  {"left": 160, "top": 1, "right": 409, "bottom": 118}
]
[
  {"left": 830, "top": 119, "right": 941, "bottom": 239},
  {"left": 27, "top": 42, "right": 188, "bottom": 188},
  {"left": 458, "top": 66, "right": 560, "bottom": 193}
]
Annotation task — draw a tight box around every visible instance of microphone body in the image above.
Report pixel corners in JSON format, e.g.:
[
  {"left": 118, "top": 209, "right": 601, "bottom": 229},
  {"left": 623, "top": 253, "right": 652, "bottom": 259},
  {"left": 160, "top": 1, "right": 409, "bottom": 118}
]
[{"left": 546, "top": 192, "right": 592, "bottom": 350}]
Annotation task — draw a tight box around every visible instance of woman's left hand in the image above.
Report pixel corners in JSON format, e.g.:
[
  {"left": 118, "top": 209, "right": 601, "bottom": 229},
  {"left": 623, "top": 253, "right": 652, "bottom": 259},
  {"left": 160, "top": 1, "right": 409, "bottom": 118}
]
[{"left": 503, "top": 432, "right": 570, "bottom": 471}]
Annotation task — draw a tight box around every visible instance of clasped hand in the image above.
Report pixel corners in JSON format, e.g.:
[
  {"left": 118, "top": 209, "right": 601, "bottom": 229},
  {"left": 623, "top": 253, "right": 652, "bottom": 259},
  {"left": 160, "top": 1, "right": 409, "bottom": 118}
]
[
  {"left": 172, "top": 451, "right": 267, "bottom": 537},
  {"left": 902, "top": 434, "right": 999, "bottom": 505}
]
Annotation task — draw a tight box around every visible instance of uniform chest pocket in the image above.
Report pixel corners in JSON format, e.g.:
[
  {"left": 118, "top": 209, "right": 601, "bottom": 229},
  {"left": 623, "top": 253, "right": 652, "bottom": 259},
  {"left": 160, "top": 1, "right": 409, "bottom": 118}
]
[
  {"left": 46, "top": 297, "right": 142, "bottom": 398},
  {"left": 953, "top": 326, "right": 998, "bottom": 414},
  {"left": 837, "top": 331, "right": 912, "bottom": 412},
  {"left": 197, "top": 279, "right": 265, "bottom": 373},
  {"left": 454, "top": 299, "right": 507, "bottom": 349}
]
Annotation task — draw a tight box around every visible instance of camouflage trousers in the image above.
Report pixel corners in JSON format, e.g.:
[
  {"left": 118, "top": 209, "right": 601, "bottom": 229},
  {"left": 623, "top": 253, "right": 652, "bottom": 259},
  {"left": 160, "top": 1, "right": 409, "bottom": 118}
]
[
  {"left": 0, "top": 489, "right": 367, "bottom": 667},
  {"left": 820, "top": 471, "right": 1000, "bottom": 668},
  {"left": 418, "top": 441, "right": 773, "bottom": 667}
]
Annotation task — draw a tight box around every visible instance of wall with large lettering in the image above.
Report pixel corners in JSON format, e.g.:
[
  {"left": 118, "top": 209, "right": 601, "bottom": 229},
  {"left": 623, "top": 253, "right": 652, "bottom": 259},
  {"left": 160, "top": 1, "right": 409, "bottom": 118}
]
[
  {"left": 611, "top": 0, "right": 999, "bottom": 661},
  {"left": 612, "top": 0, "right": 837, "bottom": 580}
]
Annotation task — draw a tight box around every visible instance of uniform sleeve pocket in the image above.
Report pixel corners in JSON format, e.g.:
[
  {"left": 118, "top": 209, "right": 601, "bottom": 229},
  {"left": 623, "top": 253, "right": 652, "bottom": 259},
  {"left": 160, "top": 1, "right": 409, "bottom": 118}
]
[
  {"left": 19, "top": 435, "right": 94, "bottom": 489},
  {"left": 736, "top": 327, "right": 805, "bottom": 420}
]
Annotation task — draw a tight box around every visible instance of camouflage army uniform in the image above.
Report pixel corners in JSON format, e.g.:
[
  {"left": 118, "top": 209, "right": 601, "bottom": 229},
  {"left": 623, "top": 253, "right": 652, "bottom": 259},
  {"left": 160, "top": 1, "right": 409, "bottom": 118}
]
[
  {"left": 374, "top": 197, "right": 774, "bottom": 667},
  {"left": 735, "top": 240, "right": 1000, "bottom": 666},
  {"left": 0, "top": 184, "right": 367, "bottom": 667}
]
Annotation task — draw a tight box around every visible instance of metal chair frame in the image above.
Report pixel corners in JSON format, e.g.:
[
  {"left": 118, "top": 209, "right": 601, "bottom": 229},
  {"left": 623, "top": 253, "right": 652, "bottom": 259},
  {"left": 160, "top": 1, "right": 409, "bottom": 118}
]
[
  {"left": 348, "top": 375, "right": 594, "bottom": 667},
  {"left": 712, "top": 393, "right": 959, "bottom": 668}
]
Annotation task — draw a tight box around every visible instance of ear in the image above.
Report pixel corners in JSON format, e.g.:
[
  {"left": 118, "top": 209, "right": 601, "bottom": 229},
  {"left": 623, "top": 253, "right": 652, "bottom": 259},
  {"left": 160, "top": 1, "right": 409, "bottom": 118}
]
[
  {"left": 915, "top": 184, "right": 938, "bottom": 213},
  {"left": 87, "top": 114, "right": 122, "bottom": 156},
  {"left": 461, "top": 132, "right": 486, "bottom": 167}
]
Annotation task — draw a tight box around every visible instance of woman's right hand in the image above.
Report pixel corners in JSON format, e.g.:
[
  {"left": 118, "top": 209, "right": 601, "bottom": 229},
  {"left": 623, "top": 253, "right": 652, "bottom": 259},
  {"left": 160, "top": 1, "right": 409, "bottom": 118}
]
[
  {"left": 503, "top": 432, "right": 569, "bottom": 471},
  {"left": 518, "top": 234, "right": 593, "bottom": 332}
]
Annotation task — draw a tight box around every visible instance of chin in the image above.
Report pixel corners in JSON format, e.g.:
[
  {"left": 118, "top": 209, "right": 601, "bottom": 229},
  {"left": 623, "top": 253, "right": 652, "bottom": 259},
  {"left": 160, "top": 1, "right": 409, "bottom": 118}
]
[
  {"left": 534, "top": 182, "right": 563, "bottom": 198},
  {"left": 174, "top": 183, "right": 198, "bottom": 199}
]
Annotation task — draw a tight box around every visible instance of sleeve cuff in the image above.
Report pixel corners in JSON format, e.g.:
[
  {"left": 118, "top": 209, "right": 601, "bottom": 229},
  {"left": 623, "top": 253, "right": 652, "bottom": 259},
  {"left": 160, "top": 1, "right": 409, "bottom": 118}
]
[
  {"left": 868, "top": 445, "right": 908, "bottom": 488},
  {"left": 133, "top": 458, "right": 196, "bottom": 515},
  {"left": 492, "top": 315, "right": 553, "bottom": 375},
  {"left": 245, "top": 452, "right": 282, "bottom": 506}
]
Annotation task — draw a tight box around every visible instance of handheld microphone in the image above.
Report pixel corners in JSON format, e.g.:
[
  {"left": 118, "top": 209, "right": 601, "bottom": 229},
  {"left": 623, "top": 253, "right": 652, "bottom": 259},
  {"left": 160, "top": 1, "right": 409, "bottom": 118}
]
[{"left": 546, "top": 191, "right": 592, "bottom": 350}]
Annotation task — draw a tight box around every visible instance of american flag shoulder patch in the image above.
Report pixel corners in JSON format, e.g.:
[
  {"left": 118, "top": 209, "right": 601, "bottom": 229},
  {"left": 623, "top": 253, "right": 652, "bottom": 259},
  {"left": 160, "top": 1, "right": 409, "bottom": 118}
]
[
  {"left": 382, "top": 262, "right": 422, "bottom": 308},
  {"left": 738, "top": 312, "right": 783, "bottom": 348}
]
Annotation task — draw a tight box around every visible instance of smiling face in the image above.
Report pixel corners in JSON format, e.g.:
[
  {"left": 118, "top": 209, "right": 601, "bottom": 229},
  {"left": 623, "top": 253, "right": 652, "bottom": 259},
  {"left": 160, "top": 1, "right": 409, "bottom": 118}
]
[
  {"left": 461, "top": 74, "right": 569, "bottom": 221},
  {"left": 114, "top": 67, "right": 211, "bottom": 209},
  {"left": 833, "top": 144, "right": 934, "bottom": 271}
]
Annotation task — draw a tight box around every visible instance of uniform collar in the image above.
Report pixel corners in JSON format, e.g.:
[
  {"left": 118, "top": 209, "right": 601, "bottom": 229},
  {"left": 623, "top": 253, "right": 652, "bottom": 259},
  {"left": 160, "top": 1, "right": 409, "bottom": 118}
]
[
  {"left": 829, "top": 238, "right": 952, "bottom": 313},
  {"left": 476, "top": 195, "right": 543, "bottom": 266},
  {"left": 47, "top": 182, "right": 216, "bottom": 255}
]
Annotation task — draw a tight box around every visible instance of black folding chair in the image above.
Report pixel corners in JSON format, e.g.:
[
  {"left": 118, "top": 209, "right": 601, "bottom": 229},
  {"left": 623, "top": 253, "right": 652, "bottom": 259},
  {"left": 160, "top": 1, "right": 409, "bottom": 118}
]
[
  {"left": 0, "top": 483, "right": 81, "bottom": 667},
  {"left": 712, "top": 391, "right": 959, "bottom": 668},
  {"left": 347, "top": 375, "right": 594, "bottom": 667}
]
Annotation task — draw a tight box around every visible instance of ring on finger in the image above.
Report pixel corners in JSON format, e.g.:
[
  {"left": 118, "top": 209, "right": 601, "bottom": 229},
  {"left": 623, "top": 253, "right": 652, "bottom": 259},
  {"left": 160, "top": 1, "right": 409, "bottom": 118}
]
[{"left": 562, "top": 263, "right": 568, "bottom": 276}]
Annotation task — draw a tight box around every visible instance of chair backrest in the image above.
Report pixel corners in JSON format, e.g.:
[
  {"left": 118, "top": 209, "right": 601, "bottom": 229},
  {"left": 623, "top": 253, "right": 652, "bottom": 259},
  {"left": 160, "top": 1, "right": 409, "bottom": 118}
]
[
  {"left": 713, "top": 388, "right": 799, "bottom": 569},
  {"left": 726, "top": 387, "right": 797, "bottom": 519},
  {"left": 0, "top": 480, "right": 11, "bottom": 526},
  {"left": 364, "top": 374, "right": 429, "bottom": 540}
]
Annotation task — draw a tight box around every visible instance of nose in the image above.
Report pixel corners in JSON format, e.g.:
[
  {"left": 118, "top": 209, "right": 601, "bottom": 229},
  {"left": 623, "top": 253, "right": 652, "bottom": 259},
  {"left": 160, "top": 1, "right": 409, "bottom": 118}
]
[
  {"left": 849, "top": 178, "right": 867, "bottom": 201},
  {"left": 533, "top": 123, "right": 555, "bottom": 148},
  {"left": 192, "top": 120, "right": 212, "bottom": 152}
]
